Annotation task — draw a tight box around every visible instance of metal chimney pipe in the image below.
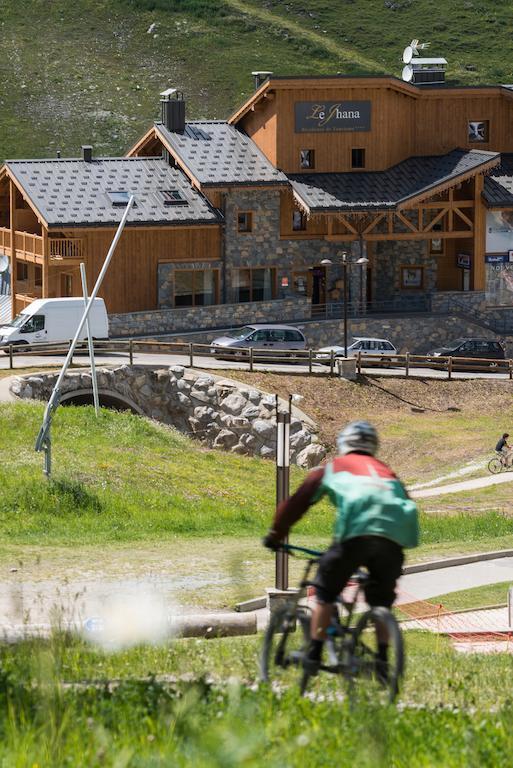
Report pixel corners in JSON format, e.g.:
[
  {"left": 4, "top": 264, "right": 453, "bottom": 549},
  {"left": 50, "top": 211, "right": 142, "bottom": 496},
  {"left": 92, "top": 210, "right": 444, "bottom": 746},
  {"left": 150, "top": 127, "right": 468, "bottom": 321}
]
[{"left": 82, "top": 145, "right": 93, "bottom": 163}]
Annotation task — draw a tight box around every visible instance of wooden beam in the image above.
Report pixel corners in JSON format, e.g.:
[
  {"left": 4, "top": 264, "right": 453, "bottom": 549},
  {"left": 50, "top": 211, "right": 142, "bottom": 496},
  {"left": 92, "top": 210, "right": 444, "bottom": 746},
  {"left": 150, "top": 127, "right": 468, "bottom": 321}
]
[
  {"left": 362, "top": 213, "right": 385, "bottom": 234},
  {"left": 423, "top": 208, "right": 447, "bottom": 232},
  {"left": 9, "top": 180, "right": 15, "bottom": 319},
  {"left": 395, "top": 210, "right": 419, "bottom": 233},
  {"left": 453, "top": 206, "right": 474, "bottom": 229},
  {"left": 336, "top": 214, "right": 358, "bottom": 235},
  {"left": 42, "top": 227, "right": 49, "bottom": 298},
  {"left": 473, "top": 176, "right": 486, "bottom": 291}
]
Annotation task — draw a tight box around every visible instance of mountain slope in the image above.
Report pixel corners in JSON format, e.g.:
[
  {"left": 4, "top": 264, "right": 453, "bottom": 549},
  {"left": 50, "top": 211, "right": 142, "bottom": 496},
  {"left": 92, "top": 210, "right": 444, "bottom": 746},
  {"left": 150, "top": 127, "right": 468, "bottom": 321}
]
[{"left": 1, "top": 0, "right": 512, "bottom": 161}]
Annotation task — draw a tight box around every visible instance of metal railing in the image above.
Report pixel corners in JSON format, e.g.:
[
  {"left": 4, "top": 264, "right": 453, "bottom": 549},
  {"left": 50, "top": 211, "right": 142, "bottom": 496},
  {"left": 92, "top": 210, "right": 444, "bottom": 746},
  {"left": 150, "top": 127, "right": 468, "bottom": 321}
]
[
  {"left": 1, "top": 338, "right": 512, "bottom": 380},
  {"left": 311, "top": 295, "right": 432, "bottom": 320}
]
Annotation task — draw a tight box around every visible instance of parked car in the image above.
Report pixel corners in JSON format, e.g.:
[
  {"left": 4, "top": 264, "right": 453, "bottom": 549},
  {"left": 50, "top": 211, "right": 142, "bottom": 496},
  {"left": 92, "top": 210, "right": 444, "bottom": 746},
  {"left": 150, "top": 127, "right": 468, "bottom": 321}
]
[
  {"left": 316, "top": 337, "right": 397, "bottom": 365},
  {"left": 210, "top": 324, "right": 307, "bottom": 359},
  {"left": 426, "top": 338, "right": 506, "bottom": 369},
  {"left": 0, "top": 297, "right": 109, "bottom": 351}
]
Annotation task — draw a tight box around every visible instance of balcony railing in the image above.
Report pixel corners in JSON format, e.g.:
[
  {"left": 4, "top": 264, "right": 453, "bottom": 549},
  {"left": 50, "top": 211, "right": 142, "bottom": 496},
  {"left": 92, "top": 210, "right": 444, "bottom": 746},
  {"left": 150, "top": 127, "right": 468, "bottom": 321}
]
[
  {"left": 15, "top": 231, "right": 43, "bottom": 258},
  {"left": 49, "top": 238, "right": 83, "bottom": 260},
  {"left": 0, "top": 227, "right": 11, "bottom": 255}
]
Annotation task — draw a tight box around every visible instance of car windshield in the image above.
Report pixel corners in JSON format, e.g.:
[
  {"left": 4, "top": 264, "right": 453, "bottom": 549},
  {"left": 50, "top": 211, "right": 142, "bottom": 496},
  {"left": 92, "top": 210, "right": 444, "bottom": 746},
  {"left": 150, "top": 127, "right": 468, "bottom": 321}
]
[
  {"left": 445, "top": 338, "right": 467, "bottom": 348},
  {"left": 225, "top": 326, "right": 255, "bottom": 340},
  {"left": 4, "top": 312, "right": 29, "bottom": 329}
]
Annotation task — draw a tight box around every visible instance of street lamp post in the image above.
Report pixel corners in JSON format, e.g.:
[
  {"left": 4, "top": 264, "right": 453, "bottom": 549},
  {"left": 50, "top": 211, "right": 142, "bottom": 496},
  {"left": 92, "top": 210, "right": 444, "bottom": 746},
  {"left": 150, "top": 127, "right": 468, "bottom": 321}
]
[{"left": 321, "top": 251, "right": 369, "bottom": 356}]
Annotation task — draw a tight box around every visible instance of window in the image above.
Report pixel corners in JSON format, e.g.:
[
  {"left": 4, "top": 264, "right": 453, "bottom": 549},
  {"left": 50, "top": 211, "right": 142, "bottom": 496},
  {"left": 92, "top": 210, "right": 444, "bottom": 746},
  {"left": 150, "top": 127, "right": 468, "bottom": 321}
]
[
  {"left": 162, "top": 189, "right": 187, "bottom": 206},
  {"left": 237, "top": 211, "right": 253, "bottom": 233},
  {"left": 468, "top": 120, "right": 489, "bottom": 143},
  {"left": 174, "top": 270, "right": 218, "bottom": 307},
  {"left": 250, "top": 330, "right": 269, "bottom": 343},
  {"left": 61, "top": 273, "right": 73, "bottom": 297},
  {"left": 292, "top": 211, "right": 307, "bottom": 231},
  {"left": 35, "top": 266, "right": 42, "bottom": 288},
  {"left": 300, "top": 149, "right": 315, "bottom": 169},
  {"left": 351, "top": 148, "right": 365, "bottom": 169},
  {"left": 16, "top": 262, "right": 28, "bottom": 281},
  {"left": 285, "top": 329, "right": 304, "bottom": 343},
  {"left": 20, "top": 314, "right": 44, "bottom": 334},
  {"left": 107, "top": 191, "right": 134, "bottom": 207},
  {"left": 232, "top": 268, "right": 276, "bottom": 303}
]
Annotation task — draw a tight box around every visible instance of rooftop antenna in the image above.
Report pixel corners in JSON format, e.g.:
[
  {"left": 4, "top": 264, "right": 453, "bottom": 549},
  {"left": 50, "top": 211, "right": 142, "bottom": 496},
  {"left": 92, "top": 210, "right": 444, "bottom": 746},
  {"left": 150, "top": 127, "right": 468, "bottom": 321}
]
[{"left": 401, "top": 39, "right": 446, "bottom": 85}]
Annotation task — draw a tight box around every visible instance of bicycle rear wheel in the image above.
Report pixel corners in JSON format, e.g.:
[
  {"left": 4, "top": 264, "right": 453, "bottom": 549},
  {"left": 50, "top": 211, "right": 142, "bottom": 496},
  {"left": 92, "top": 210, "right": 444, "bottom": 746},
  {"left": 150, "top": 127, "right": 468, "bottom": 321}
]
[
  {"left": 488, "top": 457, "right": 503, "bottom": 474},
  {"left": 350, "top": 606, "right": 404, "bottom": 702},
  {"left": 260, "top": 604, "right": 311, "bottom": 692}
]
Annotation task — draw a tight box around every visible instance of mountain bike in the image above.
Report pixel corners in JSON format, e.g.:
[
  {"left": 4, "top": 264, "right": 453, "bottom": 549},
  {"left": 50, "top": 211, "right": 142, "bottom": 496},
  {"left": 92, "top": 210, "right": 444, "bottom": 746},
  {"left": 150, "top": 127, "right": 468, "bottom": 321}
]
[
  {"left": 260, "top": 543, "right": 404, "bottom": 702},
  {"left": 488, "top": 452, "right": 512, "bottom": 474}
]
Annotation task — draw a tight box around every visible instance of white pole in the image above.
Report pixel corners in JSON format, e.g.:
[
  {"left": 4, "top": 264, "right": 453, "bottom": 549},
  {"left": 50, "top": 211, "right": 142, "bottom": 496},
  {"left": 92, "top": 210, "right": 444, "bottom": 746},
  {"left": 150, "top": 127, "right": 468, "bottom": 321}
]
[
  {"left": 35, "top": 196, "right": 134, "bottom": 472},
  {"left": 80, "top": 263, "right": 100, "bottom": 417}
]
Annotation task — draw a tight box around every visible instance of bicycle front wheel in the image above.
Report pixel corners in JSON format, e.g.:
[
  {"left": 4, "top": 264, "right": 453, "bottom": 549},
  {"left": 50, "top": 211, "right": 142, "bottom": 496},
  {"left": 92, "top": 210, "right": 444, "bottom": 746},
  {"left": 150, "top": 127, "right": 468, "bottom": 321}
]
[
  {"left": 260, "top": 604, "right": 311, "bottom": 690},
  {"left": 350, "top": 606, "right": 404, "bottom": 702},
  {"left": 488, "top": 457, "right": 503, "bottom": 474}
]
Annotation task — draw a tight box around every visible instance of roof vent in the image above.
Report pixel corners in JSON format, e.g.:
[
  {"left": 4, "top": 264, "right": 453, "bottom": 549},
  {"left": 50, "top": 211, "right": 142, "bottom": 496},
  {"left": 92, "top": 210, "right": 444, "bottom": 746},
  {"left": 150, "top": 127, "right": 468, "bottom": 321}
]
[
  {"left": 252, "top": 71, "right": 273, "bottom": 90},
  {"left": 82, "top": 145, "right": 93, "bottom": 163},
  {"left": 160, "top": 88, "right": 186, "bottom": 133}
]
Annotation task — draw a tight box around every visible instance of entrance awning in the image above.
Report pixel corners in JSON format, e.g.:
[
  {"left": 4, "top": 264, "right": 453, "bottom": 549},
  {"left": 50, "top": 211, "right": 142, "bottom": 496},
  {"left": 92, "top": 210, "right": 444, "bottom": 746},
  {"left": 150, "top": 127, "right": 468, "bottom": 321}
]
[{"left": 289, "top": 149, "right": 499, "bottom": 214}]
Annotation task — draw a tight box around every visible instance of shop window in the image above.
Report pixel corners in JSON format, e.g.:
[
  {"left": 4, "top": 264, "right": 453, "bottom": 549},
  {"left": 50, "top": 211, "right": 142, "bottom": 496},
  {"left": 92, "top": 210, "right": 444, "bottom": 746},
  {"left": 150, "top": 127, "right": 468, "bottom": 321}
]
[
  {"left": 300, "top": 149, "right": 315, "bottom": 169},
  {"left": 351, "top": 148, "right": 366, "bottom": 169},
  {"left": 35, "top": 265, "right": 42, "bottom": 287},
  {"left": 61, "top": 273, "right": 73, "bottom": 296},
  {"left": 292, "top": 211, "right": 307, "bottom": 231},
  {"left": 237, "top": 211, "right": 253, "bottom": 233},
  {"left": 16, "top": 262, "right": 28, "bottom": 281},
  {"left": 232, "top": 268, "right": 276, "bottom": 303},
  {"left": 174, "top": 270, "right": 218, "bottom": 307},
  {"left": 468, "top": 121, "right": 489, "bottom": 143}
]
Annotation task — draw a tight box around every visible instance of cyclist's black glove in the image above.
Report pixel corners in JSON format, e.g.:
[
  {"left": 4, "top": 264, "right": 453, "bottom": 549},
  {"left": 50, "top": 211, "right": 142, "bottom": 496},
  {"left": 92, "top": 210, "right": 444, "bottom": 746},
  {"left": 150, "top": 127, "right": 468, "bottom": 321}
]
[{"left": 263, "top": 530, "right": 281, "bottom": 551}]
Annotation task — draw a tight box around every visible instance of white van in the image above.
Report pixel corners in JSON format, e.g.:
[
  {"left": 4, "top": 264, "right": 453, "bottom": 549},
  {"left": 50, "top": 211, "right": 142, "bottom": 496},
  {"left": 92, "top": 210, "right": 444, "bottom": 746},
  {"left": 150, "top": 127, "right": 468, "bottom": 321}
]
[{"left": 0, "top": 298, "right": 109, "bottom": 350}]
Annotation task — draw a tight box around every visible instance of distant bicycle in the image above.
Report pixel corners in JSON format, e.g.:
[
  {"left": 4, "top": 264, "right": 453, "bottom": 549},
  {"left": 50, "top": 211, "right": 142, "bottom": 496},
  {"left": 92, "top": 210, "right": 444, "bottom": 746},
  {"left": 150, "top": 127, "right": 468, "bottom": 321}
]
[
  {"left": 488, "top": 453, "right": 512, "bottom": 474},
  {"left": 260, "top": 543, "right": 404, "bottom": 702}
]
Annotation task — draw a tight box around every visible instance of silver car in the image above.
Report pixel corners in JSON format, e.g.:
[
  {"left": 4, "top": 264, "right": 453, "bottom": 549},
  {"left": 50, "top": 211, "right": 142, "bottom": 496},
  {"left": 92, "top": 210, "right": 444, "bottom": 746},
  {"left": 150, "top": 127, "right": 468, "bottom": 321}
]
[
  {"left": 210, "top": 324, "right": 306, "bottom": 359},
  {"left": 317, "top": 337, "right": 397, "bottom": 365}
]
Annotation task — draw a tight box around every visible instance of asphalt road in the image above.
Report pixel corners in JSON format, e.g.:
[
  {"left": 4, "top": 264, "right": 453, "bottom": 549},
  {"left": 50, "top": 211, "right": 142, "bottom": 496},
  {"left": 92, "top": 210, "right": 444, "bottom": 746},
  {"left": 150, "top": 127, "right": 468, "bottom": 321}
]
[{"left": 2, "top": 349, "right": 513, "bottom": 381}]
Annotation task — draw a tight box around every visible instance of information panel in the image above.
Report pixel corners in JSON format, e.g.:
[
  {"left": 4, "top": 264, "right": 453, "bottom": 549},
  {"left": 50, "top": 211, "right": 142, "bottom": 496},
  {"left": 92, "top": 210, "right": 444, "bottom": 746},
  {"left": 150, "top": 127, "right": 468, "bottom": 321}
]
[{"left": 294, "top": 101, "right": 371, "bottom": 133}]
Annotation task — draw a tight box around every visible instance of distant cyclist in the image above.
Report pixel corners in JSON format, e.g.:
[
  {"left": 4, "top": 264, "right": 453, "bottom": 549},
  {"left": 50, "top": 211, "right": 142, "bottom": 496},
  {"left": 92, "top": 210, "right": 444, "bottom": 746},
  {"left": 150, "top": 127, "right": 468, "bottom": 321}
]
[
  {"left": 495, "top": 433, "right": 512, "bottom": 466},
  {"left": 264, "top": 420, "right": 419, "bottom": 679}
]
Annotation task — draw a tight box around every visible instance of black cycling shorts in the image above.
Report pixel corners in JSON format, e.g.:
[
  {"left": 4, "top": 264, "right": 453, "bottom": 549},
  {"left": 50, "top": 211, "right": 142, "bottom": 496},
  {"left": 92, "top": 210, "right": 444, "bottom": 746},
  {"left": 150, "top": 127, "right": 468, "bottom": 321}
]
[{"left": 313, "top": 536, "right": 404, "bottom": 608}]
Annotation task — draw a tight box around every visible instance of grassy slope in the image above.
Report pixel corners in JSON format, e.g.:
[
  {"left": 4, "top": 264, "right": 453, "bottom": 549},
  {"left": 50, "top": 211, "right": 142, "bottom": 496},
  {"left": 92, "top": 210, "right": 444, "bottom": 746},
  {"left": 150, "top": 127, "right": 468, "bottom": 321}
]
[{"left": 2, "top": 0, "right": 513, "bottom": 160}]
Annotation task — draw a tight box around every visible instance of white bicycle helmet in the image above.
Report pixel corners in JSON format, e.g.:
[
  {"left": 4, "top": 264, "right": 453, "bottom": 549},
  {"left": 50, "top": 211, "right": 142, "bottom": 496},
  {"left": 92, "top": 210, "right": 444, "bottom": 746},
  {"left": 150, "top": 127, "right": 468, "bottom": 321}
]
[{"left": 336, "top": 420, "right": 379, "bottom": 456}]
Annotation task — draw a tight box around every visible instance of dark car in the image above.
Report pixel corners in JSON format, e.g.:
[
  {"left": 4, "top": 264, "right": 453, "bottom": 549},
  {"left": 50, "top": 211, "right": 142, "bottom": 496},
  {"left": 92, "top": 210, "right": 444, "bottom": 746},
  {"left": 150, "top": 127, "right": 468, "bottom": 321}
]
[{"left": 427, "top": 338, "right": 506, "bottom": 369}]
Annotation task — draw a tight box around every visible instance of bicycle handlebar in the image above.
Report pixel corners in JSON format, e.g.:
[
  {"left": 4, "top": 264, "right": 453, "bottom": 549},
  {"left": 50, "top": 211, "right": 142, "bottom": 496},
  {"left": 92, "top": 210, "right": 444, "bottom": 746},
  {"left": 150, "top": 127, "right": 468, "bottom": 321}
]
[{"left": 277, "top": 543, "right": 323, "bottom": 558}]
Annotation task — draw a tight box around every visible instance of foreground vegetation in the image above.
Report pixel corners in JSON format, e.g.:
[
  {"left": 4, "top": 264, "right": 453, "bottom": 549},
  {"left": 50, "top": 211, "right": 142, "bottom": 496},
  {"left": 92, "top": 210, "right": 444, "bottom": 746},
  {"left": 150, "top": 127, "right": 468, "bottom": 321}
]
[
  {"left": 0, "top": 631, "right": 512, "bottom": 766},
  {"left": 2, "top": 0, "right": 512, "bottom": 160}
]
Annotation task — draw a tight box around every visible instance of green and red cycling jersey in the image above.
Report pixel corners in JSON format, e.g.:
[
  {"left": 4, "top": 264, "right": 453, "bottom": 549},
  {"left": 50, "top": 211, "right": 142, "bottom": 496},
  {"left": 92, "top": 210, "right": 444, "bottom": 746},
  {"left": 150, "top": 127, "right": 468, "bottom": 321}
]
[{"left": 272, "top": 453, "right": 419, "bottom": 549}]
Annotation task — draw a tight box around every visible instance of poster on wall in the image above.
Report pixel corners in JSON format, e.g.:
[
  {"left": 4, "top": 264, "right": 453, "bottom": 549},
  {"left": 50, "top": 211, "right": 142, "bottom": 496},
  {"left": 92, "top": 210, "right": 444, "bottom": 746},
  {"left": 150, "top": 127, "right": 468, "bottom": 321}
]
[{"left": 486, "top": 211, "right": 513, "bottom": 253}]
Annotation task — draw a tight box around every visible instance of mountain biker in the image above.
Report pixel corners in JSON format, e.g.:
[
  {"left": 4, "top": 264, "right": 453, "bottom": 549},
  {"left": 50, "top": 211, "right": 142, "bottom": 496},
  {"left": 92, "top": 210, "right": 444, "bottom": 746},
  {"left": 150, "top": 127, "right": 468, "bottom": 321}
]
[
  {"left": 495, "top": 433, "right": 512, "bottom": 466},
  {"left": 263, "top": 420, "right": 419, "bottom": 678}
]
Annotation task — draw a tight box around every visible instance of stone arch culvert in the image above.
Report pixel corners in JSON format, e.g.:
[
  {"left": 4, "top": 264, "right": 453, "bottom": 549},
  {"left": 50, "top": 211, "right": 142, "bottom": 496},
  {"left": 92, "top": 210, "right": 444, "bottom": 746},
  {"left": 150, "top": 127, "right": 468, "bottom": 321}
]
[{"left": 10, "top": 365, "right": 326, "bottom": 467}]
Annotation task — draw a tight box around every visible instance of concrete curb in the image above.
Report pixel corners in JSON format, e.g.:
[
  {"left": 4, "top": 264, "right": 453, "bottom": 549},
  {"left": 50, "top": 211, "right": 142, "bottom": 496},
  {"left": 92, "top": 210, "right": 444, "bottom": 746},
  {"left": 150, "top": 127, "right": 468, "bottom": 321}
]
[{"left": 404, "top": 548, "right": 513, "bottom": 574}]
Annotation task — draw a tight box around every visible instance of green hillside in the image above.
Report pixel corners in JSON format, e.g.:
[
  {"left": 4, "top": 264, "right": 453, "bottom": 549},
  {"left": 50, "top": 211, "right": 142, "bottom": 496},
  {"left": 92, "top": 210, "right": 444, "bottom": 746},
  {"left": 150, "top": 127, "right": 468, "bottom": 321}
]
[{"left": 1, "top": 0, "right": 512, "bottom": 161}]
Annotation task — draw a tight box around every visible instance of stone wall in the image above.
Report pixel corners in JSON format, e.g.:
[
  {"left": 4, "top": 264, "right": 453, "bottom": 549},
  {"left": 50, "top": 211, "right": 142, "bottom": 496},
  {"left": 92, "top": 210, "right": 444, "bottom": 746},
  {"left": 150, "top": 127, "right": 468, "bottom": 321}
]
[
  {"left": 372, "top": 240, "right": 436, "bottom": 302},
  {"left": 157, "top": 312, "right": 505, "bottom": 355},
  {"left": 109, "top": 297, "right": 311, "bottom": 337},
  {"left": 10, "top": 366, "right": 325, "bottom": 468}
]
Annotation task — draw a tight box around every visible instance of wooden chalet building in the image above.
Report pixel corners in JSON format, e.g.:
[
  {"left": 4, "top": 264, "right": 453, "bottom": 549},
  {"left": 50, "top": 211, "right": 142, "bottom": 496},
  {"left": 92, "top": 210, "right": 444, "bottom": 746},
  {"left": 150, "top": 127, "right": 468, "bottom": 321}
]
[{"left": 3, "top": 74, "right": 513, "bottom": 329}]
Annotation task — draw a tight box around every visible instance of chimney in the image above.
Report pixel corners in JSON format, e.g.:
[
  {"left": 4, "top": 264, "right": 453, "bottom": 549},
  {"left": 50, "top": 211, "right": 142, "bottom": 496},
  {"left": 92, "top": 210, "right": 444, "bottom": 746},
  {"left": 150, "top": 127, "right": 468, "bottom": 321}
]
[
  {"left": 251, "top": 71, "right": 273, "bottom": 90},
  {"left": 82, "top": 145, "right": 93, "bottom": 163},
  {"left": 160, "top": 88, "right": 186, "bottom": 133}
]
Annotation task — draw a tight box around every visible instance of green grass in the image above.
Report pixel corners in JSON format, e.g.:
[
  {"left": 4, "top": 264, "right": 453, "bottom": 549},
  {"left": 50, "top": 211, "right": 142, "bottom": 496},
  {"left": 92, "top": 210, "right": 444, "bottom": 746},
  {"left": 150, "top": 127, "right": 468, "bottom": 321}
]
[
  {"left": 0, "top": 631, "right": 512, "bottom": 765},
  {"left": 430, "top": 581, "right": 512, "bottom": 612},
  {"left": 2, "top": 401, "right": 513, "bottom": 552},
  {"left": 2, "top": 0, "right": 513, "bottom": 161}
]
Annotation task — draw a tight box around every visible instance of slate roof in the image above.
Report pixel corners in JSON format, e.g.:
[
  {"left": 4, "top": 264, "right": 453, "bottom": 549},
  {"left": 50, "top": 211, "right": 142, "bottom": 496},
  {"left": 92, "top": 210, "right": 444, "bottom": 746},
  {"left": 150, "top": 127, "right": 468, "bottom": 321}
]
[
  {"left": 483, "top": 154, "right": 513, "bottom": 207},
  {"left": 156, "top": 121, "right": 288, "bottom": 187},
  {"left": 289, "top": 149, "right": 499, "bottom": 213},
  {"left": 4, "top": 156, "right": 221, "bottom": 227}
]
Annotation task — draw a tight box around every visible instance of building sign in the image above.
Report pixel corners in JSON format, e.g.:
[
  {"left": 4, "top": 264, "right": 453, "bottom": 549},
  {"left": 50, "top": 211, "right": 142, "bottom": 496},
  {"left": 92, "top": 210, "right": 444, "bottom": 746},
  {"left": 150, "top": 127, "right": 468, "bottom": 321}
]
[
  {"left": 294, "top": 101, "right": 371, "bottom": 133},
  {"left": 456, "top": 253, "right": 471, "bottom": 269},
  {"left": 485, "top": 254, "right": 510, "bottom": 264}
]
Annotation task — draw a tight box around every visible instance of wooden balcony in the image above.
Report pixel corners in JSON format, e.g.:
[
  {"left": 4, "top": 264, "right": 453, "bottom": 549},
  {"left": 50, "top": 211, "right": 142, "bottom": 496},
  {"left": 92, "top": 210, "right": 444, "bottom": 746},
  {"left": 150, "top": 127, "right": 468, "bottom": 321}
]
[{"left": 0, "top": 228, "right": 84, "bottom": 264}]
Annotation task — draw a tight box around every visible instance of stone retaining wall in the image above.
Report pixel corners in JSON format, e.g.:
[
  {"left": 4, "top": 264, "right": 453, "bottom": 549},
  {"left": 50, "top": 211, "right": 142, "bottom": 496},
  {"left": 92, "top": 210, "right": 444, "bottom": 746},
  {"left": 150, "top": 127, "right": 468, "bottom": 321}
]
[
  {"left": 10, "top": 366, "right": 325, "bottom": 468},
  {"left": 109, "top": 297, "right": 311, "bottom": 338},
  {"left": 151, "top": 313, "right": 506, "bottom": 355}
]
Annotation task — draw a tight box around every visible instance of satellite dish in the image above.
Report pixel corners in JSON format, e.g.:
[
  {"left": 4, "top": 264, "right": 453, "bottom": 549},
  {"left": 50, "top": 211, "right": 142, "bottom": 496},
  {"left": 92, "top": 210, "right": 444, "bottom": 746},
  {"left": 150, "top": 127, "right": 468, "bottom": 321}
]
[
  {"left": 402, "top": 65, "right": 414, "bottom": 83},
  {"left": 0, "top": 255, "right": 9, "bottom": 273},
  {"left": 402, "top": 46, "right": 413, "bottom": 64}
]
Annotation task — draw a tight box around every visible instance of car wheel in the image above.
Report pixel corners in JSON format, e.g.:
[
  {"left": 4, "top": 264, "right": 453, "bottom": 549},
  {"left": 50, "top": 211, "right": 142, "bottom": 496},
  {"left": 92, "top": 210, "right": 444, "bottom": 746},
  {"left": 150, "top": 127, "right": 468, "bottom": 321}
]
[{"left": 380, "top": 357, "right": 392, "bottom": 369}]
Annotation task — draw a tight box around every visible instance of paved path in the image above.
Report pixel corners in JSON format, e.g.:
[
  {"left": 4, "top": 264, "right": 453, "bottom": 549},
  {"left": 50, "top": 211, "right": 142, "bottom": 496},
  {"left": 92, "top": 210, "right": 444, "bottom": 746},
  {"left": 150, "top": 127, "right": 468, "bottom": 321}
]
[
  {"left": 410, "top": 471, "right": 513, "bottom": 499},
  {"left": 399, "top": 555, "right": 513, "bottom": 602}
]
